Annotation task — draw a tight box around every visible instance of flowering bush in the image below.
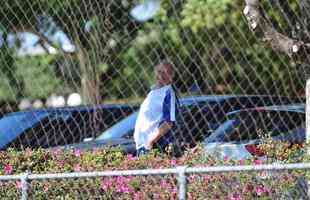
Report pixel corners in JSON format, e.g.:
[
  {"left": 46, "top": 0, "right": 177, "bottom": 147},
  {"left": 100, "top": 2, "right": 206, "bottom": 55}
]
[{"left": 0, "top": 143, "right": 307, "bottom": 199}]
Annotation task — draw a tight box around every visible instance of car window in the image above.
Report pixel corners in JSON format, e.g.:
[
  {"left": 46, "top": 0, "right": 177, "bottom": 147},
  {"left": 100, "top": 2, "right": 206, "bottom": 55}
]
[
  {"left": 0, "top": 111, "right": 50, "bottom": 149},
  {"left": 5, "top": 110, "right": 74, "bottom": 149},
  {"left": 180, "top": 103, "right": 225, "bottom": 138},
  {"left": 223, "top": 110, "right": 305, "bottom": 142},
  {"left": 204, "top": 119, "right": 239, "bottom": 143},
  {"left": 96, "top": 112, "right": 138, "bottom": 140}
]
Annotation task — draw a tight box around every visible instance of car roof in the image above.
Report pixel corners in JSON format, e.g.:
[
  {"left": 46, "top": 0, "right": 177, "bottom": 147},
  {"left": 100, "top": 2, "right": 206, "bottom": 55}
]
[
  {"left": 226, "top": 103, "right": 305, "bottom": 117},
  {"left": 179, "top": 95, "right": 303, "bottom": 105},
  {"left": 255, "top": 104, "right": 305, "bottom": 112},
  {"left": 4, "top": 104, "right": 138, "bottom": 116}
]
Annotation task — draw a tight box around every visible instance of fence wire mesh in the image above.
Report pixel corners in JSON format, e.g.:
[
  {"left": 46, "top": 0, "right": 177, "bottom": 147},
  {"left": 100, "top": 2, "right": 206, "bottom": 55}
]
[
  {"left": 0, "top": 0, "right": 310, "bottom": 199},
  {"left": 0, "top": 0, "right": 307, "bottom": 151}
]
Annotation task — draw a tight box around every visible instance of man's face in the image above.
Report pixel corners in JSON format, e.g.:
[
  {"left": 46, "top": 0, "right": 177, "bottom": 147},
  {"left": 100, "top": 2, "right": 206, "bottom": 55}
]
[{"left": 155, "top": 64, "right": 173, "bottom": 87}]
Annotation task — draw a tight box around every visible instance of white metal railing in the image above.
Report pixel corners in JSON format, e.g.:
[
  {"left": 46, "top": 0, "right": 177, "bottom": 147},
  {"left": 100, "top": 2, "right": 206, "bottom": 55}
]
[{"left": 1, "top": 163, "right": 310, "bottom": 200}]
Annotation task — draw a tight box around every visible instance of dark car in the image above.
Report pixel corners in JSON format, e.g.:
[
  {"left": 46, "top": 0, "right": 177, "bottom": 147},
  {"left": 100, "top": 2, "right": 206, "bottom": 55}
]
[
  {"left": 1, "top": 104, "right": 138, "bottom": 150},
  {"left": 66, "top": 95, "right": 304, "bottom": 154},
  {"left": 204, "top": 104, "right": 305, "bottom": 160},
  {"left": 0, "top": 110, "right": 51, "bottom": 149}
]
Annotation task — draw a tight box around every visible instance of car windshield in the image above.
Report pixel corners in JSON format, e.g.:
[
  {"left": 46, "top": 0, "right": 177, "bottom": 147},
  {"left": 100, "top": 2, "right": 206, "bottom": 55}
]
[
  {"left": 0, "top": 111, "right": 50, "bottom": 148},
  {"left": 96, "top": 112, "right": 138, "bottom": 140},
  {"left": 4, "top": 110, "right": 73, "bottom": 149}
]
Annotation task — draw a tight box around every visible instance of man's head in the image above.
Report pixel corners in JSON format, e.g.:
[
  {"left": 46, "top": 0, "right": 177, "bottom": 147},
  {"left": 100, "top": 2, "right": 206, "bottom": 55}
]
[{"left": 155, "top": 61, "right": 174, "bottom": 87}]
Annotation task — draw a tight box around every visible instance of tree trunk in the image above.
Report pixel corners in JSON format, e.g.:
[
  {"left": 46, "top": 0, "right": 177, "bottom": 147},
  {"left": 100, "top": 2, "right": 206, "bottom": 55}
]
[
  {"left": 243, "top": 0, "right": 310, "bottom": 63},
  {"left": 77, "top": 43, "right": 101, "bottom": 105}
]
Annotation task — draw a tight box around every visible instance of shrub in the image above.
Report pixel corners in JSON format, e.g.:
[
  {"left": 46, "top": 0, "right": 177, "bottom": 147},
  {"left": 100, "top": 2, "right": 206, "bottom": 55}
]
[{"left": 0, "top": 143, "right": 307, "bottom": 199}]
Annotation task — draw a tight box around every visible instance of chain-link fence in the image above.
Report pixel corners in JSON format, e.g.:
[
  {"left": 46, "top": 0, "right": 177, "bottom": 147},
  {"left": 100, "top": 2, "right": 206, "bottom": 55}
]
[
  {"left": 0, "top": 0, "right": 310, "bottom": 198},
  {"left": 0, "top": 0, "right": 307, "bottom": 150}
]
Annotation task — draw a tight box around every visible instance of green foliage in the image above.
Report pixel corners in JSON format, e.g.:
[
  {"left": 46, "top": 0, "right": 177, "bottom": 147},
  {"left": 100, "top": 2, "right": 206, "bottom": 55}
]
[
  {"left": 0, "top": 0, "right": 305, "bottom": 102},
  {"left": 0, "top": 31, "right": 18, "bottom": 101},
  {"left": 113, "top": 0, "right": 303, "bottom": 96},
  {"left": 15, "top": 56, "right": 62, "bottom": 99},
  {"left": 181, "top": 0, "right": 233, "bottom": 32},
  {"left": 0, "top": 75, "right": 17, "bottom": 101}
]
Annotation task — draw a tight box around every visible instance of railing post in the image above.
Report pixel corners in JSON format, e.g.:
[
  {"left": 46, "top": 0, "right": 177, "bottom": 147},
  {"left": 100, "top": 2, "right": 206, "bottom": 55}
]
[
  {"left": 306, "top": 79, "right": 310, "bottom": 197},
  {"left": 307, "top": 79, "right": 310, "bottom": 151},
  {"left": 21, "top": 172, "right": 30, "bottom": 200},
  {"left": 177, "top": 166, "right": 187, "bottom": 200}
]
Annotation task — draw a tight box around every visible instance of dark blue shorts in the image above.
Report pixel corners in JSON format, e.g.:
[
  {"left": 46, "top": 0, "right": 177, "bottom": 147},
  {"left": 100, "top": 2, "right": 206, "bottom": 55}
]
[
  {"left": 154, "top": 130, "right": 175, "bottom": 152},
  {"left": 137, "top": 147, "right": 150, "bottom": 157},
  {"left": 136, "top": 130, "right": 175, "bottom": 156}
]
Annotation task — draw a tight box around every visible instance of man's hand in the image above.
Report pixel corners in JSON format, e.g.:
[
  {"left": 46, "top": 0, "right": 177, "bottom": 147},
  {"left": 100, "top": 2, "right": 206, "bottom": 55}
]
[
  {"left": 145, "top": 140, "right": 153, "bottom": 150},
  {"left": 145, "top": 121, "right": 173, "bottom": 150}
]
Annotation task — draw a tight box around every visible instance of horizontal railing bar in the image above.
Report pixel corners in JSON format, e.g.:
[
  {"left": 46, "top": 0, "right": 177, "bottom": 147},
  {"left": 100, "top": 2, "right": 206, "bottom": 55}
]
[{"left": 0, "top": 163, "right": 309, "bottom": 181}]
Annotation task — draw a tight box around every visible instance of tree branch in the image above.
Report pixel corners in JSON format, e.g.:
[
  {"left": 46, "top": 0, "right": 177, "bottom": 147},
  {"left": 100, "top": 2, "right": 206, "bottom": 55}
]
[{"left": 243, "top": 0, "right": 310, "bottom": 62}]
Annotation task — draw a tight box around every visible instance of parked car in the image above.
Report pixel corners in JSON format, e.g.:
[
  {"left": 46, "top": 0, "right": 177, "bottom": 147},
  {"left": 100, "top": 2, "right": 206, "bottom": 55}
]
[
  {"left": 64, "top": 95, "right": 304, "bottom": 154},
  {"left": 98, "top": 95, "right": 304, "bottom": 143},
  {"left": 0, "top": 110, "right": 51, "bottom": 149},
  {"left": 1, "top": 104, "right": 138, "bottom": 150},
  {"left": 203, "top": 104, "right": 305, "bottom": 160}
]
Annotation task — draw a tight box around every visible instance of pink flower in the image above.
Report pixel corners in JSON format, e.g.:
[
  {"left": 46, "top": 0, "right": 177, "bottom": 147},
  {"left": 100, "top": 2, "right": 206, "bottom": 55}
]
[
  {"left": 133, "top": 192, "right": 142, "bottom": 200},
  {"left": 160, "top": 180, "right": 168, "bottom": 188},
  {"left": 74, "top": 149, "right": 81, "bottom": 157},
  {"left": 170, "top": 159, "right": 177, "bottom": 166},
  {"left": 56, "top": 160, "right": 65, "bottom": 168},
  {"left": 116, "top": 184, "right": 133, "bottom": 193},
  {"left": 188, "top": 192, "right": 193, "bottom": 200},
  {"left": 116, "top": 176, "right": 126, "bottom": 185},
  {"left": 73, "top": 164, "right": 81, "bottom": 172},
  {"left": 114, "top": 176, "right": 133, "bottom": 194},
  {"left": 101, "top": 178, "right": 113, "bottom": 190},
  {"left": 203, "top": 175, "right": 211, "bottom": 183},
  {"left": 253, "top": 159, "right": 263, "bottom": 165},
  {"left": 223, "top": 156, "right": 229, "bottom": 162},
  {"left": 255, "top": 185, "right": 270, "bottom": 196},
  {"left": 126, "top": 154, "right": 135, "bottom": 161},
  {"left": 15, "top": 181, "right": 22, "bottom": 189},
  {"left": 153, "top": 193, "right": 160, "bottom": 200},
  {"left": 52, "top": 148, "right": 61, "bottom": 158},
  {"left": 170, "top": 187, "right": 177, "bottom": 194},
  {"left": 242, "top": 184, "right": 254, "bottom": 193},
  {"left": 43, "top": 184, "right": 49, "bottom": 192},
  {"left": 238, "top": 159, "right": 245, "bottom": 165},
  {"left": 188, "top": 175, "right": 196, "bottom": 183},
  {"left": 227, "top": 193, "right": 241, "bottom": 200},
  {"left": 170, "top": 187, "right": 177, "bottom": 198},
  {"left": 4, "top": 164, "right": 13, "bottom": 175}
]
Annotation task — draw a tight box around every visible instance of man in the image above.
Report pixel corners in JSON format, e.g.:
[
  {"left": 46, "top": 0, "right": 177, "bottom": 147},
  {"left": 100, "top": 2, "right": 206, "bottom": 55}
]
[{"left": 134, "top": 61, "right": 177, "bottom": 156}]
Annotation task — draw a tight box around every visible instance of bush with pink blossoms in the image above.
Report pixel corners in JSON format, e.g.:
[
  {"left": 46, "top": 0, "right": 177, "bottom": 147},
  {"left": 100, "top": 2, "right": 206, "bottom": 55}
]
[{"left": 0, "top": 143, "right": 307, "bottom": 199}]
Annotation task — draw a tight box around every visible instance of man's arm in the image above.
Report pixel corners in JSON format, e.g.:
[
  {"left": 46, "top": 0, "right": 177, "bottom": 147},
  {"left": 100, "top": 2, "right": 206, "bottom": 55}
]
[{"left": 145, "top": 121, "right": 173, "bottom": 150}]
